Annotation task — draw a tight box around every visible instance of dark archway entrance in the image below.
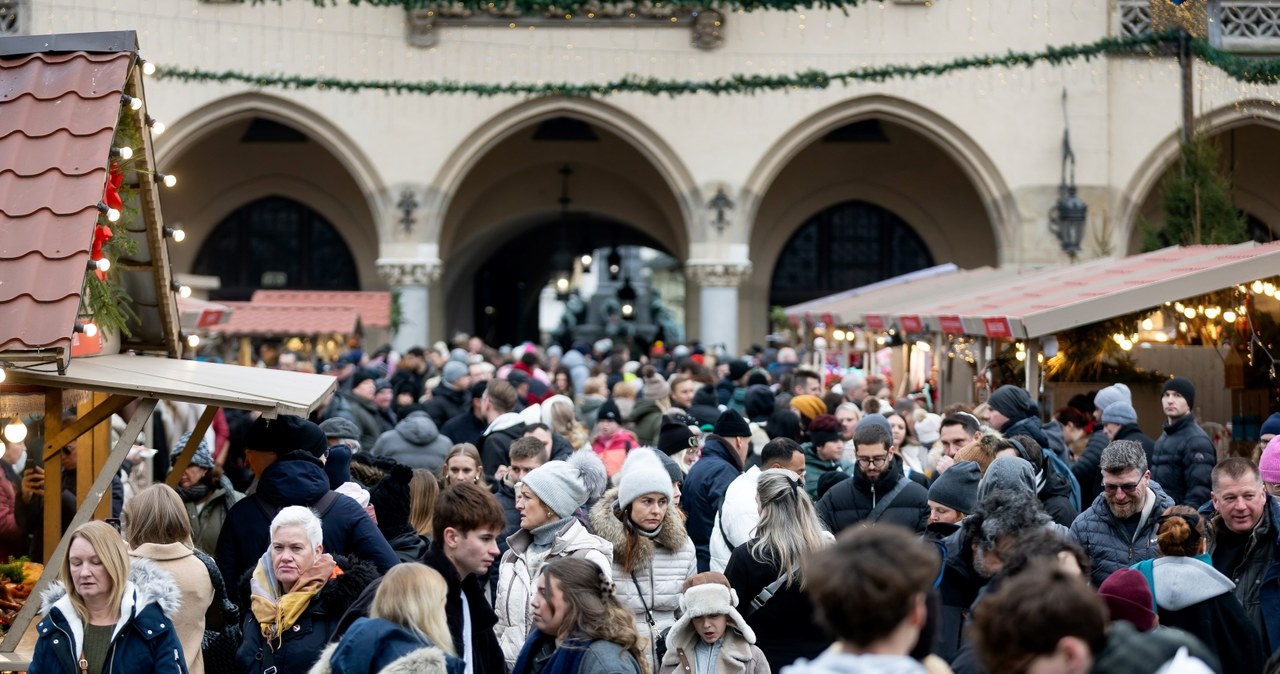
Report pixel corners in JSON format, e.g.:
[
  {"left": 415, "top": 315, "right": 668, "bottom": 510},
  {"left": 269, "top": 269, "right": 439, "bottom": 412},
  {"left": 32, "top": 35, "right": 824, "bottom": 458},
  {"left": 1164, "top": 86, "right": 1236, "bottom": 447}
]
[
  {"left": 473, "top": 216, "right": 674, "bottom": 346},
  {"left": 193, "top": 196, "right": 360, "bottom": 300},
  {"left": 769, "top": 199, "right": 934, "bottom": 307}
]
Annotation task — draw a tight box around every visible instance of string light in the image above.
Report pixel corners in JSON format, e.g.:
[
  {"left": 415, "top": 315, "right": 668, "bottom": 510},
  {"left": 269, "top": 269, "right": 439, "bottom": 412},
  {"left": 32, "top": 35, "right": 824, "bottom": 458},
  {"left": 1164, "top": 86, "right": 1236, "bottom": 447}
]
[
  {"left": 140, "top": 59, "right": 156, "bottom": 76},
  {"left": 75, "top": 322, "right": 98, "bottom": 338},
  {"left": 111, "top": 146, "right": 133, "bottom": 160},
  {"left": 88, "top": 258, "right": 110, "bottom": 273},
  {"left": 157, "top": 172, "right": 178, "bottom": 188},
  {"left": 96, "top": 201, "right": 121, "bottom": 222},
  {"left": 146, "top": 115, "right": 166, "bottom": 135},
  {"left": 164, "top": 227, "right": 186, "bottom": 242},
  {"left": 120, "top": 94, "right": 142, "bottom": 111},
  {"left": 171, "top": 282, "right": 192, "bottom": 298},
  {"left": 2, "top": 420, "right": 25, "bottom": 444},
  {"left": 0, "top": 366, "right": 5, "bottom": 384}
]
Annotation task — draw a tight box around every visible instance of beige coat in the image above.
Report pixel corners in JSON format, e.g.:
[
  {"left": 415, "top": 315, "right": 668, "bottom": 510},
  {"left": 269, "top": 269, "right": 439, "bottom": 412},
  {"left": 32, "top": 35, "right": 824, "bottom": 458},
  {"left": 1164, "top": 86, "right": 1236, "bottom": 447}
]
[
  {"left": 130, "top": 541, "right": 213, "bottom": 674},
  {"left": 658, "top": 629, "right": 769, "bottom": 674}
]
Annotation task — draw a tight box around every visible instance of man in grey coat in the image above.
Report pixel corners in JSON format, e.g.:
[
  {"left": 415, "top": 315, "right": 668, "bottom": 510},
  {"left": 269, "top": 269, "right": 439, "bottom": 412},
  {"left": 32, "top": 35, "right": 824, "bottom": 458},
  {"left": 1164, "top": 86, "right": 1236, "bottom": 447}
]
[
  {"left": 1069, "top": 439, "right": 1173, "bottom": 586},
  {"left": 370, "top": 409, "right": 453, "bottom": 471}
]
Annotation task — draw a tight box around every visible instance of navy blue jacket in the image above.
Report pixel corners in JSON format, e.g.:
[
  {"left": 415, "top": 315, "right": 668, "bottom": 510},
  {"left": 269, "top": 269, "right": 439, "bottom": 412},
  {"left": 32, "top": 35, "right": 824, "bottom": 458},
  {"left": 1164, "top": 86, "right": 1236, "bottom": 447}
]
[
  {"left": 1069, "top": 481, "right": 1173, "bottom": 586},
  {"left": 215, "top": 451, "right": 399, "bottom": 586},
  {"left": 682, "top": 435, "right": 744, "bottom": 572},
  {"left": 1153, "top": 415, "right": 1216, "bottom": 508},
  {"left": 318, "top": 617, "right": 464, "bottom": 674},
  {"left": 33, "top": 559, "right": 187, "bottom": 674}
]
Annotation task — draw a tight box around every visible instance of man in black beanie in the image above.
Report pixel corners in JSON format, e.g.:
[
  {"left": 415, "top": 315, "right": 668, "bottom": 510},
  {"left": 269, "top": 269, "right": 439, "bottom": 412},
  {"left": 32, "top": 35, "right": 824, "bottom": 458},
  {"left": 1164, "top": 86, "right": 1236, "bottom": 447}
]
[
  {"left": 983, "top": 384, "right": 1052, "bottom": 451},
  {"left": 370, "top": 464, "right": 427, "bottom": 562},
  {"left": 1153, "top": 376, "right": 1215, "bottom": 506},
  {"left": 683, "top": 408, "right": 753, "bottom": 571}
]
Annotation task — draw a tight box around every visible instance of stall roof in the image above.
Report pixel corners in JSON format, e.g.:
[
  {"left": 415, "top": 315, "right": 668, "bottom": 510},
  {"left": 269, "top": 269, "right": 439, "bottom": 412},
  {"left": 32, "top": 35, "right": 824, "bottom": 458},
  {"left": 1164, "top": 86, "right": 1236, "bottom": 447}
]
[
  {"left": 882, "top": 242, "right": 1280, "bottom": 339},
  {"left": 207, "top": 303, "right": 362, "bottom": 337},
  {"left": 3, "top": 353, "right": 336, "bottom": 417},
  {"left": 250, "top": 290, "right": 391, "bottom": 328},
  {"left": 784, "top": 264, "right": 958, "bottom": 317}
]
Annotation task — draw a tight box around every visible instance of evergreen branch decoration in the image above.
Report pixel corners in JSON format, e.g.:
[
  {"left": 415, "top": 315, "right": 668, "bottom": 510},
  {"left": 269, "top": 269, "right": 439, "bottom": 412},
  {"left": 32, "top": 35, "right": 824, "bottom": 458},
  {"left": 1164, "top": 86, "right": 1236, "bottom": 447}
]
[
  {"left": 221, "top": 0, "right": 879, "bottom": 13},
  {"left": 154, "top": 32, "right": 1175, "bottom": 98},
  {"left": 1190, "top": 39, "right": 1280, "bottom": 85}
]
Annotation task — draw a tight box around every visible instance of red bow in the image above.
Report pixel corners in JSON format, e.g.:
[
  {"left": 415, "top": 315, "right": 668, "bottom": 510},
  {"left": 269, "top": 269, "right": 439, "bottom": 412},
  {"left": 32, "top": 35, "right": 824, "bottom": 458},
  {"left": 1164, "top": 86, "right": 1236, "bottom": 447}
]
[
  {"left": 91, "top": 225, "right": 113, "bottom": 280},
  {"left": 104, "top": 163, "right": 123, "bottom": 211}
]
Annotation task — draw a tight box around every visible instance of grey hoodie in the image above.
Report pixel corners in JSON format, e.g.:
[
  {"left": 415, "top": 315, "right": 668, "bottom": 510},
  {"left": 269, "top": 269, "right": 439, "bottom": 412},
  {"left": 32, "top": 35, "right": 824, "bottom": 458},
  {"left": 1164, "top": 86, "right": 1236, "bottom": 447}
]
[
  {"left": 977, "top": 456, "right": 1037, "bottom": 501},
  {"left": 1149, "top": 556, "right": 1236, "bottom": 611},
  {"left": 780, "top": 651, "right": 926, "bottom": 674},
  {"left": 370, "top": 411, "right": 453, "bottom": 471}
]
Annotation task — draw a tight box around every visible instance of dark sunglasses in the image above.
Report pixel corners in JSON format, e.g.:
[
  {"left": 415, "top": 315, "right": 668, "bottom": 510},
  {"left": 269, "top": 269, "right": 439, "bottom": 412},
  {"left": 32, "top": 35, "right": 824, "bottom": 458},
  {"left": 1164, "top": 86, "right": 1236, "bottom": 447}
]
[{"left": 1102, "top": 481, "right": 1142, "bottom": 494}]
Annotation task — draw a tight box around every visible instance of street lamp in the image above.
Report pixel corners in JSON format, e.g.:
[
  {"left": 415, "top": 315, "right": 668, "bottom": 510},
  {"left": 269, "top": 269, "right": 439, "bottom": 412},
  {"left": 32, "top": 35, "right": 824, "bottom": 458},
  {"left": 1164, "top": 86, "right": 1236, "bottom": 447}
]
[
  {"left": 607, "top": 247, "right": 622, "bottom": 281},
  {"left": 1049, "top": 88, "right": 1087, "bottom": 261},
  {"left": 617, "top": 276, "right": 637, "bottom": 320}
]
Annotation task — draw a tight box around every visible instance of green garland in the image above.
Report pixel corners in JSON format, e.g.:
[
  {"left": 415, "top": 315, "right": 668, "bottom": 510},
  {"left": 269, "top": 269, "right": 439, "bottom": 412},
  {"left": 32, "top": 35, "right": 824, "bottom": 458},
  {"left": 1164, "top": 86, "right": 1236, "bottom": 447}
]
[
  {"left": 83, "top": 107, "right": 142, "bottom": 339},
  {"left": 223, "top": 0, "right": 878, "bottom": 13},
  {"left": 1191, "top": 40, "right": 1280, "bottom": 85},
  {"left": 155, "top": 32, "right": 1175, "bottom": 97}
]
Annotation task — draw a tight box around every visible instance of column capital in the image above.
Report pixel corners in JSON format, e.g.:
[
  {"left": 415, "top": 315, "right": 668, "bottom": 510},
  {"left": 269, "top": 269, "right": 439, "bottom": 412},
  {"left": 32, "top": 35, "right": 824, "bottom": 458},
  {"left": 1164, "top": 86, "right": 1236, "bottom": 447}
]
[
  {"left": 685, "top": 260, "right": 751, "bottom": 287},
  {"left": 377, "top": 258, "right": 443, "bottom": 286}
]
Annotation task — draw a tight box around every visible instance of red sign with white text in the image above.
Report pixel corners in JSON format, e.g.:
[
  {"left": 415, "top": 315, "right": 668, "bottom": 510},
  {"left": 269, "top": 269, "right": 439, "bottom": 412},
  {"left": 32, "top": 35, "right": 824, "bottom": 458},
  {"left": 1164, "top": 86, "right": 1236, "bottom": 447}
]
[
  {"left": 899, "top": 315, "right": 923, "bottom": 333},
  {"left": 197, "top": 310, "right": 225, "bottom": 328},
  {"left": 938, "top": 316, "right": 965, "bottom": 335},
  {"left": 71, "top": 330, "right": 103, "bottom": 357},
  {"left": 863, "top": 315, "right": 886, "bottom": 330},
  {"left": 982, "top": 317, "right": 1013, "bottom": 339}
]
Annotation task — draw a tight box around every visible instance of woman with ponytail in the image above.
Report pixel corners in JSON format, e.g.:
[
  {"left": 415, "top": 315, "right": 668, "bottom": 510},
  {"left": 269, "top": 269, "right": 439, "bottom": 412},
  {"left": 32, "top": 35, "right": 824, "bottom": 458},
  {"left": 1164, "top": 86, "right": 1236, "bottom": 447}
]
[
  {"left": 514, "top": 556, "right": 645, "bottom": 674},
  {"left": 1132, "top": 505, "right": 1266, "bottom": 673},
  {"left": 495, "top": 450, "right": 614, "bottom": 669},
  {"left": 724, "top": 469, "right": 832, "bottom": 673}
]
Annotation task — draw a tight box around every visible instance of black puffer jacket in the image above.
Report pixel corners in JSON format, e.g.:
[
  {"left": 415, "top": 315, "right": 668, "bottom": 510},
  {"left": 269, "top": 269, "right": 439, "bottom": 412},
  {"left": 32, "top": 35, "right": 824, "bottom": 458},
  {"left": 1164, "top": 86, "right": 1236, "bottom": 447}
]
[
  {"left": 425, "top": 384, "right": 471, "bottom": 428},
  {"left": 1152, "top": 415, "right": 1216, "bottom": 508},
  {"left": 814, "top": 460, "right": 929, "bottom": 534},
  {"left": 1068, "top": 481, "right": 1173, "bottom": 586},
  {"left": 1112, "top": 422, "right": 1156, "bottom": 469},
  {"left": 1072, "top": 428, "right": 1110, "bottom": 506},
  {"left": 1039, "top": 463, "right": 1078, "bottom": 528},
  {"left": 933, "top": 528, "right": 986, "bottom": 663}
]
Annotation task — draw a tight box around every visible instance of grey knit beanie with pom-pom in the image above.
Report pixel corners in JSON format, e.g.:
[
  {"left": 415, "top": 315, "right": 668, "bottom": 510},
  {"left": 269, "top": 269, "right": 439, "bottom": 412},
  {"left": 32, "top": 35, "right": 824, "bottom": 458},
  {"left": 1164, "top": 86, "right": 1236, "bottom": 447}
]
[{"left": 520, "top": 450, "right": 608, "bottom": 518}]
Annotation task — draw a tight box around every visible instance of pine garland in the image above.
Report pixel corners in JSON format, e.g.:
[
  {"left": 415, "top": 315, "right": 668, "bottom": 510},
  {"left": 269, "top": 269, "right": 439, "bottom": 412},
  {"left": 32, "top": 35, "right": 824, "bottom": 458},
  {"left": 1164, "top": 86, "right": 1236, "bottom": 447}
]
[
  {"left": 154, "top": 31, "right": 1175, "bottom": 98},
  {"left": 222, "top": 0, "right": 880, "bottom": 13}
]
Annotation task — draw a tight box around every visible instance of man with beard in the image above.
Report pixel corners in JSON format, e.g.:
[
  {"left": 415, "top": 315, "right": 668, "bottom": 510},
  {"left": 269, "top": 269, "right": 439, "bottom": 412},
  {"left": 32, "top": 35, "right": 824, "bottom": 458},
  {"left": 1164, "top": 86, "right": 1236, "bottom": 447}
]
[{"left": 1069, "top": 439, "right": 1173, "bottom": 586}]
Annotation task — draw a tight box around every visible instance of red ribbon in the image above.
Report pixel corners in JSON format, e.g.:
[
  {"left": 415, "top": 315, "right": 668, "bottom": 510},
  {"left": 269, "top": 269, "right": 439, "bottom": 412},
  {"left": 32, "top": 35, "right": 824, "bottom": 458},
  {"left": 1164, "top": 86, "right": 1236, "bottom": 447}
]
[{"left": 104, "top": 162, "right": 123, "bottom": 211}]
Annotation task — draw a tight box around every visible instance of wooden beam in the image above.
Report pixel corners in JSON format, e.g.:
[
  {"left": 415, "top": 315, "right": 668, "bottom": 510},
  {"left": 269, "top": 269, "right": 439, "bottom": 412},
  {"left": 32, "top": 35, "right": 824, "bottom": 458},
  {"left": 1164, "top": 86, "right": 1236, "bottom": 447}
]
[
  {"left": 91, "top": 393, "right": 113, "bottom": 520},
  {"left": 166, "top": 406, "right": 218, "bottom": 488},
  {"left": 47, "top": 394, "right": 132, "bottom": 462},
  {"left": 41, "top": 389, "right": 62, "bottom": 563},
  {"left": 1, "top": 399, "right": 157, "bottom": 656}
]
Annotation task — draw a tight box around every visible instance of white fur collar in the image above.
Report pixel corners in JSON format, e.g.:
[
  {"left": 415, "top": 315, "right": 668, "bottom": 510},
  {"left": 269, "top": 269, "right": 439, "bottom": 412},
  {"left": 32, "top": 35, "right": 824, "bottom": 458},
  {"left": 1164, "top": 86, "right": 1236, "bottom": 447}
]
[{"left": 39, "top": 557, "right": 183, "bottom": 652}]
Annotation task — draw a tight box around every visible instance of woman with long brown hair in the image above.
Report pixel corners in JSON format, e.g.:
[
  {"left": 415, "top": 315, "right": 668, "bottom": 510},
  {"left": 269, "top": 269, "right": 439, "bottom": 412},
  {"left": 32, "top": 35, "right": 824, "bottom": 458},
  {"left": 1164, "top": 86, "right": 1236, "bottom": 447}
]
[{"left": 513, "top": 557, "right": 645, "bottom": 674}]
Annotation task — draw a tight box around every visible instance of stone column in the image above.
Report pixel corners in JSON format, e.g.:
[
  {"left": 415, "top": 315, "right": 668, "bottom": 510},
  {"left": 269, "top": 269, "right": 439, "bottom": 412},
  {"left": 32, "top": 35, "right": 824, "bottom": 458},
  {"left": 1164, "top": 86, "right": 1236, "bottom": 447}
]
[
  {"left": 377, "top": 257, "right": 443, "bottom": 352},
  {"left": 686, "top": 262, "right": 751, "bottom": 357}
]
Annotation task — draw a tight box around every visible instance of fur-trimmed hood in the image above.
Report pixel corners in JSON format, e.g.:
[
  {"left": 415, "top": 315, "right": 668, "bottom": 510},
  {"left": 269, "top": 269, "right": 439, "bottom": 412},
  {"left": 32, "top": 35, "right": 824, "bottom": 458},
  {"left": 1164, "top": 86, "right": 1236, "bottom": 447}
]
[
  {"left": 589, "top": 487, "right": 689, "bottom": 567},
  {"left": 38, "top": 557, "right": 182, "bottom": 658},
  {"left": 665, "top": 582, "right": 755, "bottom": 651},
  {"left": 306, "top": 618, "right": 459, "bottom": 674}
]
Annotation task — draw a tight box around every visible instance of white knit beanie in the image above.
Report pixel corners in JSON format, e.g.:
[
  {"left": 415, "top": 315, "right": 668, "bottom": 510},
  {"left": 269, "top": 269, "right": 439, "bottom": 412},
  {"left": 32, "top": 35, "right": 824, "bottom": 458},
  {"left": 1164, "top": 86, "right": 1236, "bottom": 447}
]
[
  {"left": 521, "top": 450, "right": 607, "bottom": 518},
  {"left": 617, "top": 448, "right": 674, "bottom": 510}
]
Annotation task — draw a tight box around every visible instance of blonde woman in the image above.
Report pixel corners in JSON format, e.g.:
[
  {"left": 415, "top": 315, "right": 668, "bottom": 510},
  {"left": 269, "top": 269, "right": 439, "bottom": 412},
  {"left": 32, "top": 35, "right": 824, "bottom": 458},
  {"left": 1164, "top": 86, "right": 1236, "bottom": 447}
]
[
  {"left": 32, "top": 521, "right": 186, "bottom": 674},
  {"left": 123, "top": 484, "right": 216, "bottom": 674},
  {"left": 543, "top": 395, "right": 590, "bottom": 450},
  {"left": 439, "top": 443, "right": 487, "bottom": 488},
  {"left": 410, "top": 468, "right": 439, "bottom": 540},
  {"left": 310, "top": 564, "right": 463, "bottom": 674}
]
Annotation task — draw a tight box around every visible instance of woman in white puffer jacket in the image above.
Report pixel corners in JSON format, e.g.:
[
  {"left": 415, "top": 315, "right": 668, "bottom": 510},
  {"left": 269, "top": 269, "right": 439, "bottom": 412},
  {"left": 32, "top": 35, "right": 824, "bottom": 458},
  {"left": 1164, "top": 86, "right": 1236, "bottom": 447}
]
[
  {"left": 590, "top": 448, "right": 697, "bottom": 673},
  {"left": 493, "top": 450, "right": 613, "bottom": 669}
]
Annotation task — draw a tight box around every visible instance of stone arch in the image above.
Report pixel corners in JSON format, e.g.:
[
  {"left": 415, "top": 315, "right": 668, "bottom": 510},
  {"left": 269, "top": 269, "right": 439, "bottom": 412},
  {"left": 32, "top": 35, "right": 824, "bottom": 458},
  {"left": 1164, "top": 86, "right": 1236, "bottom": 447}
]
[
  {"left": 426, "top": 96, "right": 699, "bottom": 256},
  {"left": 740, "top": 94, "right": 1018, "bottom": 258},
  {"left": 1118, "top": 100, "right": 1280, "bottom": 250}
]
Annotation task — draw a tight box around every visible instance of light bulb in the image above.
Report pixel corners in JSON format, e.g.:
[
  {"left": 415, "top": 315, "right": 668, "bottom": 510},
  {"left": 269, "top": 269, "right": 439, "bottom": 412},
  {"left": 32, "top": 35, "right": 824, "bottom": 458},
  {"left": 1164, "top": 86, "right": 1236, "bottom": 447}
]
[
  {"left": 113, "top": 146, "right": 133, "bottom": 160},
  {"left": 179, "top": 285, "right": 191, "bottom": 298},
  {"left": 1253, "top": 281, "right": 1265, "bottom": 294},
  {"left": 1015, "top": 350, "right": 1026, "bottom": 362},
  {"left": 1174, "top": 302, "right": 1185, "bottom": 313},
  {"left": 186, "top": 334, "right": 200, "bottom": 348},
  {"left": 151, "top": 120, "right": 165, "bottom": 135},
  {"left": 95, "top": 258, "right": 110, "bottom": 273},
  {"left": 164, "top": 227, "right": 185, "bottom": 242},
  {"left": 160, "top": 173, "right": 177, "bottom": 188},
  {"left": 1113, "top": 333, "right": 1125, "bottom": 344},
  {"left": 580, "top": 254, "right": 592, "bottom": 266},
  {"left": 130, "top": 96, "right": 142, "bottom": 111},
  {"left": 1141, "top": 318, "right": 1153, "bottom": 330},
  {"left": 1178, "top": 322, "right": 1189, "bottom": 332},
  {"left": 83, "top": 323, "right": 98, "bottom": 337},
  {"left": 1224, "top": 310, "right": 1237, "bottom": 322},
  {"left": 1183, "top": 307, "right": 1196, "bottom": 319},
  {"left": 1119, "top": 339, "right": 1133, "bottom": 351},
  {"left": 141, "top": 59, "right": 156, "bottom": 75},
  {"left": 1205, "top": 306, "right": 1220, "bottom": 319},
  {"left": 0, "top": 367, "right": 5, "bottom": 384},
  {"left": 2, "top": 420, "right": 26, "bottom": 444},
  {"left": 106, "top": 208, "right": 120, "bottom": 222},
  {"left": 554, "top": 277, "right": 569, "bottom": 292}
]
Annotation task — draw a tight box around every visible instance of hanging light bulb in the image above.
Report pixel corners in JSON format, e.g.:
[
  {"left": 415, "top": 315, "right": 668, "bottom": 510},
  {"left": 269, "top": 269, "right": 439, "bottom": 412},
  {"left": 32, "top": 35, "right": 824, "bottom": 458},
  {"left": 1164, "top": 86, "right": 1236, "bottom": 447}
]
[
  {"left": 1183, "top": 307, "right": 1196, "bottom": 319},
  {"left": 146, "top": 115, "right": 165, "bottom": 135},
  {"left": 1174, "top": 302, "right": 1185, "bottom": 313},
  {"left": 1015, "top": 350, "right": 1026, "bottom": 362},
  {"left": 832, "top": 329, "right": 846, "bottom": 342},
  {"left": 89, "top": 258, "right": 110, "bottom": 273},
  {"left": 120, "top": 94, "right": 142, "bottom": 111},
  {"left": 75, "top": 322, "right": 98, "bottom": 338},
  {"left": 186, "top": 334, "right": 200, "bottom": 348},
  {"left": 163, "top": 227, "right": 186, "bottom": 242},
  {"left": 0, "top": 366, "right": 6, "bottom": 384},
  {"left": 1178, "top": 321, "right": 1189, "bottom": 332},
  {"left": 580, "top": 253, "right": 593, "bottom": 268},
  {"left": 1252, "top": 281, "right": 1265, "bottom": 294},
  {"left": 111, "top": 146, "right": 133, "bottom": 160},
  {"left": 606, "top": 247, "right": 622, "bottom": 281},
  {"left": 157, "top": 172, "right": 177, "bottom": 188},
  {"left": 1205, "top": 306, "right": 1220, "bottom": 319},
  {"left": 1224, "top": 310, "right": 1237, "bottom": 323},
  {"left": 2, "top": 420, "right": 26, "bottom": 444},
  {"left": 140, "top": 59, "right": 156, "bottom": 76},
  {"left": 1141, "top": 318, "right": 1154, "bottom": 331},
  {"left": 171, "top": 281, "right": 192, "bottom": 298}
]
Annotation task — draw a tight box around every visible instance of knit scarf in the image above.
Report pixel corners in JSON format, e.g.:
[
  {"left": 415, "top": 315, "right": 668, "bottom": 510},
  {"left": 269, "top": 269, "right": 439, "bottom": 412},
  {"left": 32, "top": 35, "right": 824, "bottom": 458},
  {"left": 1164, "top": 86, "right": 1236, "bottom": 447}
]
[
  {"left": 175, "top": 483, "right": 211, "bottom": 503},
  {"left": 249, "top": 549, "right": 340, "bottom": 648},
  {"left": 512, "top": 631, "right": 589, "bottom": 674}
]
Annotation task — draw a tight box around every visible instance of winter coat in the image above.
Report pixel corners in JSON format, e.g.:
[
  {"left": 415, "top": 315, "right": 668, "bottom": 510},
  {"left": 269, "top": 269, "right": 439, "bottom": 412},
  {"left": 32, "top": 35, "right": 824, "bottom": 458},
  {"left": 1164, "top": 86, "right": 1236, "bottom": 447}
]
[
  {"left": 1112, "top": 423, "right": 1156, "bottom": 470},
  {"left": 333, "top": 392, "right": 385, "bottom": 452},
  {"left": 495, "top": 477, "right": 523, "bottom": 556},
  {"left": 33, "top": 559, "right": 187, "bottom": 674},
  {"left": 724, "top": 540, "right": 830, "bottom": 673},
  {"left": 184, "top": 476, "right": 241, "bottom": 555},
  {"left": 440, "top": 411, "right": 486, "bottom": 448},
  {"left": 710, "top": 467, "right": 762, "bottom": 573},
  {"left": 1131, "top": 556, "right": 1265, "bottom": 674},
  {"left": 480, "top": 413, "right": 527, "bottom": 479},
  {"left": 384, "top": 527, "right": 430, "bottom": 563},
  {"left": 629, "top": 399, "right": 666, "bottom": 448},
  {"left": 129, "top": 542, "right": 213, "bottom": 674},
  {"left": 773, "top": 650, "right": 925, "bottom": 674},
  {"left": 423, "top": 541, "right": 508, "bottom": 674},
  {"left": 512, "top": 631, "right": 643, "bottom": 674},
  {"left": 1089, "top": 620, "right": 1221, "bottom": 674},
  {"left": 682, "top": 435, "right": 745, "bottom": 572},
  {"left": 1072, "top": 429, "right": 1111, "bottom": 507},
  {"left": 1202, "top": 493, "right": 1280, "bottom": 653},
  {"left": 1152, "top": 415, "right": 1216, "bottom": 508},
  {"left": 214, "top": 451, "right": 400, "bottom": 588},
  {"left": 999, "top": 416, "right": 1051, "bottom": 457},
  {"left": 237, "top": 555, "right": 380, "bottom": 674},
  {"left": 801, "top": 443, "right": 852, "bottom": 503},
  {"left": 658, "top": 626, "right": 768, "bottom": 674},
  {"left": 370, "top": 412, "right": 453, "bottom": 471},
  {"left": 425, "top": 383, "right": 471, "bottom": 429},
  {"left": 815, "top": 460, "right": 929, "bottom": 535},
  {"left": 590, "top": 489, "right": 698, "bottom": 672},
  {"left": 307, "top": 617, "right": 463, "bottom": 674},
  {"left": 1039, "top": 462, "right": 1079, "bottom": 528},
  {"left": 579, "top": 396, "right": 606, "bottom": 431},
  {"left": 495, "top": 518, "right": 614, "bottom": 668},
  {"left": 592, "top": 430, "right": 641, "bottom": 478},
  {"left": 934, "top": 528, "right": 985, "bottom": 663},
  {"left": 1068, "top": 481, "right": 1174, "bottom": 586}
]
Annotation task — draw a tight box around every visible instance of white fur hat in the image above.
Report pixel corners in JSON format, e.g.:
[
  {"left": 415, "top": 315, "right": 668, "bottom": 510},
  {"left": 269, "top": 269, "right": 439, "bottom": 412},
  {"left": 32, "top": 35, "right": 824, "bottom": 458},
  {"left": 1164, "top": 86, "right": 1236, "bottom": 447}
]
[{"left": 666, "top": 582, "right": 756, "bottom": 650}]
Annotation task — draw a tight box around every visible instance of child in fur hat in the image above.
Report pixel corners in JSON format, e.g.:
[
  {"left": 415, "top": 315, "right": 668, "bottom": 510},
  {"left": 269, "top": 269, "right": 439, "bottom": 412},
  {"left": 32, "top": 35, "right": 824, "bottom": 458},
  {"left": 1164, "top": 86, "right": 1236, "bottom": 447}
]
[{"left": 659, "top": 572, "right": 769, "bottom": 674}]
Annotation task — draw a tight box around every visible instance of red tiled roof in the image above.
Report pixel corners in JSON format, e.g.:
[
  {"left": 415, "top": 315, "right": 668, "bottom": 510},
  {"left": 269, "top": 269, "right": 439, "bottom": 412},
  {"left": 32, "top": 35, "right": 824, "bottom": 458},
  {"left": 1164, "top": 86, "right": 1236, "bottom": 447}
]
[
  {"left": 250, "top": 290, "right": 392, "bottom": 328},
  {"left": 207, "top": 304, "right": 362, "bottom": 337},
  {"left": 0, "top": 51, "right": 130, "bottom": 357}
]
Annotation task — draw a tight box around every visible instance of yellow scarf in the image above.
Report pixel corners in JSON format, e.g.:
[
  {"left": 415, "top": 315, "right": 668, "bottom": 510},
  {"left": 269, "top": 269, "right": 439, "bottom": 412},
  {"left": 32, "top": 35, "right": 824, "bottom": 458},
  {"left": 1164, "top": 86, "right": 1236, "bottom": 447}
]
[{"left": 249, "top": 551, "right": 341, "bottom": 648}]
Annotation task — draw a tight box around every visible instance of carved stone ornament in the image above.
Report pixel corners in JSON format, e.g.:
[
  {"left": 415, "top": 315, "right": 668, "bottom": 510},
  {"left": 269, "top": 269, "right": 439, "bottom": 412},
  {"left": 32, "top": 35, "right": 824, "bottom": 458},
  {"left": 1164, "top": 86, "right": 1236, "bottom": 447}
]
[
  {"left": 405, "top": 5, "right": 725, "bottom": 50},
  {"left": 691, "top": 9, "right": 724, "bottom": 50},
  {"left": 406, "top": 9, "right": 439, "bottom": 48},
  {"left": 378, "top": 259, "right": 444, "bottom": 286},
  {"left": 685, "top": 262, "right": 751, "bottom": 287}
]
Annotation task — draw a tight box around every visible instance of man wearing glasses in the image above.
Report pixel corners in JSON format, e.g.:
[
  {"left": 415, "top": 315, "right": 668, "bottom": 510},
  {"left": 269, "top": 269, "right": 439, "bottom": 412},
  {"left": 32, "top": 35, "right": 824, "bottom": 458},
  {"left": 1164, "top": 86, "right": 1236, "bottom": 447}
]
[
  {"left": 815, "top": 420, "right": 929, "bottom": 535},
  {"left": 1068, "top": 440, "right": 1173, "bottom": 586},
  {"left": 1205, "top": 457, "right": 1280, "bottom": 653}
]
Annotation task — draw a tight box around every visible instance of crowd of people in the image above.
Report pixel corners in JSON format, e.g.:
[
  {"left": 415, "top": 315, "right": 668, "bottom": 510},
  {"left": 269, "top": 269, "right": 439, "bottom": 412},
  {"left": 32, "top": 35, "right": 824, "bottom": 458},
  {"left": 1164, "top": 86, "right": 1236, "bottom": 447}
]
[{"left": 12, "top": 336, "right": 1280, "bottom": 674}]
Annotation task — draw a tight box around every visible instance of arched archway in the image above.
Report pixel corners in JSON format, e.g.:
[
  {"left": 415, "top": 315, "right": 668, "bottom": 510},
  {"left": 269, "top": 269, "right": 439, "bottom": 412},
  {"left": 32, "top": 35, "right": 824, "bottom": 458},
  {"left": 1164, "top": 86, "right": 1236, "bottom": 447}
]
[
  {"left": 741, "top": 97, "right": 1009, "bottom": 332},
  {"left": 193, "top": 196, "right": 360, "bottom": 300},
  {"left": 156, "top": 94, "right": 383, "bottom": 290},
  {"left": 1121, "top": 102, "right": 1280, "bottom": 252},
  {"left": 433, "top": 104, "right": 693, "bottom": 343}
]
